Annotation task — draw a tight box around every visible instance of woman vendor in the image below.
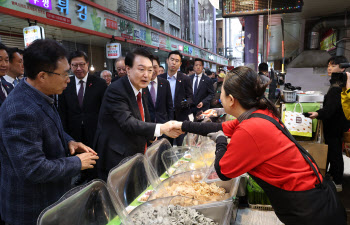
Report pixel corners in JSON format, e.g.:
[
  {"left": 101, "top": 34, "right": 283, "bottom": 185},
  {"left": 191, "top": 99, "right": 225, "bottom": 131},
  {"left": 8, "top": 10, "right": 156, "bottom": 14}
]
[{"left": 173, "top": 66, "right": 346, "bottom": 225}]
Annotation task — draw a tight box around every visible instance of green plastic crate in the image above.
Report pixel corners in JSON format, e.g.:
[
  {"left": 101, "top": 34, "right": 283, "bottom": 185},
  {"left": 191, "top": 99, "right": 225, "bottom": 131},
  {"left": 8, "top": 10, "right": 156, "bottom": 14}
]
[{"left": 247, "top": 176, "right": 271, "bottom": 205}]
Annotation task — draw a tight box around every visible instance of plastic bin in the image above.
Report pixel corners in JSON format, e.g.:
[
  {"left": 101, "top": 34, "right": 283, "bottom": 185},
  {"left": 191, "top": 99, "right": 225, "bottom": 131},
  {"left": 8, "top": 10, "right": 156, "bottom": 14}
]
[
  {"left": 128, "top": 196, "right": 233, "bottom": 225},
  {"left": 282, "top": 90, "right": 297, "bottom": 102},
  {"left": 161, "top": 146, "right": 209, "bottom": 177},
  {"left": 148, "top": 170, "right": 241, "bottom": 206},
  {"left": 37, "top": 180, "right": 118, "bottom": 225},
  {"left": 145, "top": 138, "right": 172, "bottom": 177},
  {"left": 107, "top": 154, "right": 161, "bottom": 225}
]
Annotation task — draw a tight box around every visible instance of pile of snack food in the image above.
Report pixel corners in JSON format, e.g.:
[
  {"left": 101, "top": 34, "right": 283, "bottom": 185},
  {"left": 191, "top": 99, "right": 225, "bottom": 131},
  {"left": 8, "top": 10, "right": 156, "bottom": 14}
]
[
  {"left": 152, "top": 181, "right": 228, "bottom": 203},
  {"left": 130, "top": 205, "right": 218, "bottom": 225}
]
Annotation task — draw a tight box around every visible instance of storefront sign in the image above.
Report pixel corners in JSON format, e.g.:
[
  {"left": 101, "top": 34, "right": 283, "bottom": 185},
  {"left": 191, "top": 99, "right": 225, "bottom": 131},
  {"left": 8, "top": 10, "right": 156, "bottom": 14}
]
[
  {"left": 3, "top": 0, "right": 228, "bottom": 65},
  {"left": 27, "top": 0, "right": 52, "bottom": 10},
  {"left": 23, "top": 25, "right": 45, "bottom": 47},
  {"left": 105, "top": 18, "right": 118, "bottom": 30},
  {"left": 106, "top": 43, "right": 121, "bottom": 59},
  {"left": 159, "top": 35, "right": 166, "bottom": 48},
  {"left": 46, "top": 12, "right": 71, "bottom": 24}
]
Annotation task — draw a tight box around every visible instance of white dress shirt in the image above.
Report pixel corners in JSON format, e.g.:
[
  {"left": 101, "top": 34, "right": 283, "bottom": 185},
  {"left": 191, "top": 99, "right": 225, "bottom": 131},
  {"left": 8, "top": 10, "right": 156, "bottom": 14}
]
[
  {"left": 167, "top": 73, "right": 177, "bottom": 106},
  {"left": 193, "top": 73, "right": 203, "bottom": 93},
  {"left": 75, "top": 74, "right": 89, "bottom": 96},
  {"left": 3, "top": 75, "right": 16, "bottom": 87},
  {"left": 127, "top": 77, "right": 161, "bottom": 137},
  {"left": 148, "top": 77, "right": 158, "bottom": 100}
]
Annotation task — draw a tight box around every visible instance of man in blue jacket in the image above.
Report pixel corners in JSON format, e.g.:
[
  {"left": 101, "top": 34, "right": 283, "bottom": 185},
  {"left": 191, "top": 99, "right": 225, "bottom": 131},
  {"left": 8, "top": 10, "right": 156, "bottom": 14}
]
[{"left": 0, "top": 39, "right": 99, "bottom": 225}]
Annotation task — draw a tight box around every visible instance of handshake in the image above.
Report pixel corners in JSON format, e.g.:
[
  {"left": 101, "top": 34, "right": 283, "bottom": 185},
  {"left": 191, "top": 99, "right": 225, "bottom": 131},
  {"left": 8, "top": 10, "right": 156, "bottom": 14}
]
[{"left": 160, "top": 121, "right": 184, "bottom": 138}]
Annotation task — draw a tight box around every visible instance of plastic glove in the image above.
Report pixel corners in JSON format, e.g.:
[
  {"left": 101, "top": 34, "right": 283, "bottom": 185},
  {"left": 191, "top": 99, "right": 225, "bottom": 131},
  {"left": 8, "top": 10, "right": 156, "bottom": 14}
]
[
  {"left": 207, "top": 130, "right": 226, "bottom": 142},
  {"left": 181, "top": 100, "right": 189, "bottom": 109}
]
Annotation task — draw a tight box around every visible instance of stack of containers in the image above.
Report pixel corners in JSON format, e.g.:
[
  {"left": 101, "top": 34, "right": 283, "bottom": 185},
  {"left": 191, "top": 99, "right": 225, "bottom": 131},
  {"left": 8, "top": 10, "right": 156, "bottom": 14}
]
[{"left": 38, "top": 134, "right": 242, "bottom": 225}]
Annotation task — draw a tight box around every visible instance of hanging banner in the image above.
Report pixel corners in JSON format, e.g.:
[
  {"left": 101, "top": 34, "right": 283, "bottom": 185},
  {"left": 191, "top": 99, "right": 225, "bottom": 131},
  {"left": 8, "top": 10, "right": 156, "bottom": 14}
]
[
  {"left": 3, "top": 0, "right": 228, "bottom": 65},
  {"left": 23, "top": 26, "right": 45, "bottom": 48},
  {"left": 106, "top": 43, "right": 121, "bottom": 59}
]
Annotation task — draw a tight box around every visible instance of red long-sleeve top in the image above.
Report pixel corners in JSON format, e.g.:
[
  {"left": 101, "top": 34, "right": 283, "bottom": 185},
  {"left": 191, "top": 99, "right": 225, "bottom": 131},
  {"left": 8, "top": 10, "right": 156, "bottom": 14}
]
[{"left": 220, "top": 109, "right": 322, "bottom": 191}]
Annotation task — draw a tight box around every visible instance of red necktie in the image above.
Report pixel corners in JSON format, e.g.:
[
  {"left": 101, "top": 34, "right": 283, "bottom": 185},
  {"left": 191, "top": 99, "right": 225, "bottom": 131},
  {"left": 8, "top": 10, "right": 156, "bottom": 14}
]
[
  {"left": 137, "top": 92, "right": 147, "bottom": 153},
  {"left": 137, "top": 92, "right": 144, "bottom": 121}
]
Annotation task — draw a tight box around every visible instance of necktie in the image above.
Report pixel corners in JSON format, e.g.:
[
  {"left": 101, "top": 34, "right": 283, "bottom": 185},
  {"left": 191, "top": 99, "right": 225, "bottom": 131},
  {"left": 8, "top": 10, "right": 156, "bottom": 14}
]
[
  {"left": 13, "top": 79, "right": 19, "bottom": 86},
  {"left": 0, "top": 82, "right": 6, "bottom": 101},
  {"left": 78, "top": 80, "right": 84, "bottom": 108},
  {"left": 150, "top": 81, "right": 156, "bottom": 106},
  {"left": 137, "top": 92, "right": 147, "bottom": 153},
  {"left": 137, "top": 92, "right": 144, "bottom": 121},
  {"left": 194, "top": 75, "right": 199, "bottom": 95}
]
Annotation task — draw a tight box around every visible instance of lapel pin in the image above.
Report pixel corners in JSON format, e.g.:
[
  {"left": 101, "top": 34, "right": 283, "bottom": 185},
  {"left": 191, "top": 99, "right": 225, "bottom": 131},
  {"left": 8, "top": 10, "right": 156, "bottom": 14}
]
[{"left": 89, "top": 83, "right": 92, "bottom": 87}]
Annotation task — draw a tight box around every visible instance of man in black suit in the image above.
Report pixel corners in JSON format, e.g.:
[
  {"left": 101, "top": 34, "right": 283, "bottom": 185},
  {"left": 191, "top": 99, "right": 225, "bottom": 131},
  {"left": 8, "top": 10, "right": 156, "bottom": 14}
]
[
  {"left": 3, "top": 47, "right": 23, "bottom": 88},
  {"left": 147, "top": 55, "right": 173, "bottom": 124},
  {"left": 94, "top": 48, "right": 182, "bottom": 181},
  {"left": 0, "top": 43, "right": 13, "bottom": 109},
  {"left": 159, "top": 51, "right": 193, "bottom": 145},
  {"left": 59, "top": 51, "right": 107, "bottom": 147},
  {"left": 58, "top": 51, "right": 107, "bottom": 184},
  {"left": 190, "top": 58, "right": 214, "bottom": 117},
  {"left": 111, "top": 56, "right": 126, "bottom": 83}
]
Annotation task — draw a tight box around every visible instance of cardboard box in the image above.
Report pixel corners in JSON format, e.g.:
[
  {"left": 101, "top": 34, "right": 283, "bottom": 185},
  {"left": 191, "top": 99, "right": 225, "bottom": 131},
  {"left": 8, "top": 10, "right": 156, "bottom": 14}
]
[
  {"left": 344, "top": 132, "right": 350, "bottom": 143},
  {"left": 344, "top": 143, "right": 350, "bottom": 158},
  {"left": 299, "top": 142, "right": 328, "bottom": 176}
]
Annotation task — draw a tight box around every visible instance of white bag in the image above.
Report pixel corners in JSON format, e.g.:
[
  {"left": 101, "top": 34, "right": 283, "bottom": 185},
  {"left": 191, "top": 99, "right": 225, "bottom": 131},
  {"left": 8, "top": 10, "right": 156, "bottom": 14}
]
[{"left": 282, "top": 103, "right": 313, "bottom": 137}]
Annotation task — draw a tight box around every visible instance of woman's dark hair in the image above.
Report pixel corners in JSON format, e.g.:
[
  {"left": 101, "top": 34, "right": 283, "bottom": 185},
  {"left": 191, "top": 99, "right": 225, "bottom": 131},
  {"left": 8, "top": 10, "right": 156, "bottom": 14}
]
[
  {"left": 125, "top": 48, "right": 153, "bottom": 68},
  {"left": 223, "top": 66, "right": 280, "bottom": 118},
  {"left": 68, "top": 50, "right": 89, "bottom": 64},
  {"left": 23, "top": 39, "right": 68, "bottom": 80}
]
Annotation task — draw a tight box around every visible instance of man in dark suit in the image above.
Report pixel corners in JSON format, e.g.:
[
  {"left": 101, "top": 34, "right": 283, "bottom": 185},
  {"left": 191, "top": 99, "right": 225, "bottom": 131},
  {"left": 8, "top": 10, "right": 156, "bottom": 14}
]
[
  {"left": 111, "top": 56, "right": 126, "bottom": 82},
  {"left": 59, "top": 51, "right": 107, "bottom": 147},
  {"left": 3, "top": 48, "right": 23, "bottom": 89},
  {"left": 0, "top": 43, "right": 13, "bottom": 109},
  {"left": 94, "top": 48, "right": 182, "bottom": 181},
  {"left": 58, "top": 50, "right": 107, "bottom": 184},
  {"left": 190, "top": 58, "right": 214, "bottom": 117},
  {"left": 147, "top": 55, "right": 173, "bottom": 124},
  {"left": 159, "top": 51, "right": 193, "bottom": 145},
  {"left": 0, "top": 39, "right": 98, "bottom": 225}
]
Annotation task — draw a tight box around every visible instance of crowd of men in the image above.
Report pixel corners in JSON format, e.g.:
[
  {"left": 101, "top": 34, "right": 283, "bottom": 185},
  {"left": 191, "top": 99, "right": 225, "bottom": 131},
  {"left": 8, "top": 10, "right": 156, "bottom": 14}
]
[{"left": 0, "top": 39, "right": 227, "bottom": 225}]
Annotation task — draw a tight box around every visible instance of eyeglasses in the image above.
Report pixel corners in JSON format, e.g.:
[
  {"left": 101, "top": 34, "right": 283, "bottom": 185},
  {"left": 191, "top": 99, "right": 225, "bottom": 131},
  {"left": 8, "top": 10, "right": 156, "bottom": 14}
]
[
  {"left": 71, "top": 63, "right": 86, "bottom": 69},
  {"left": 43, "top": 70, "right": 70, "bottom": 78}
]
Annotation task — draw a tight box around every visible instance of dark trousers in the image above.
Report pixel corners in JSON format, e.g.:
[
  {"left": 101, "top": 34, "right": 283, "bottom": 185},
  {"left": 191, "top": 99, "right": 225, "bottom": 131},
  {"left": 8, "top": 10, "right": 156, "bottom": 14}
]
[
  {"left": 326, "top": 137, "right": 344, "bottom": 184},
  {"left": 167, "top": 133, "right": 185, "bottom": 146}
]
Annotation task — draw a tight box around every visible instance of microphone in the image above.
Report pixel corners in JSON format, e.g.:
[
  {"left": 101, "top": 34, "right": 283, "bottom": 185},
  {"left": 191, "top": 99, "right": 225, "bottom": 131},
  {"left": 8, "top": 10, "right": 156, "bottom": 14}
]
[{"left": 339, "top": 63, "right": 350, "bottom": 68}]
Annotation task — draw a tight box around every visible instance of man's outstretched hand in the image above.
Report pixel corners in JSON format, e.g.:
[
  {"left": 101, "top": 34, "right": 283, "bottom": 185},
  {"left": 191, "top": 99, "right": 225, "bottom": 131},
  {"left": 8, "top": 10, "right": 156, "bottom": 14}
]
[{"left": 160, "top": 121, "right": 184, "bottom": 138}]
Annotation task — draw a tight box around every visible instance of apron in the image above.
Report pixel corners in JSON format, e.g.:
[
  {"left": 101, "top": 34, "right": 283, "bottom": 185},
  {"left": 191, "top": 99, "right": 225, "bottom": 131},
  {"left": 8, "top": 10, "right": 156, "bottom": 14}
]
[{"left": 247, "top": 113, "right": 347, "bottom": 225}]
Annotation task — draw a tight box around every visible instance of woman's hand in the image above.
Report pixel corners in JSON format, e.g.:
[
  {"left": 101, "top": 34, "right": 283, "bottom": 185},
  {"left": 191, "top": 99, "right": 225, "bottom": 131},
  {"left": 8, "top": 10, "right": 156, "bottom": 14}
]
[{"left": 207, "top": 130, "right": 226, "bottom": 143}]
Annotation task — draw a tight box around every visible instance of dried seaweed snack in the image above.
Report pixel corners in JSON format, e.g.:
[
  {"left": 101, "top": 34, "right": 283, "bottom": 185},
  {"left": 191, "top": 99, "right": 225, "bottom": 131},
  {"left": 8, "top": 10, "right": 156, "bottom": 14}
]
[{"left": 130, "top": 205, "right": 218, "bottom": 225}]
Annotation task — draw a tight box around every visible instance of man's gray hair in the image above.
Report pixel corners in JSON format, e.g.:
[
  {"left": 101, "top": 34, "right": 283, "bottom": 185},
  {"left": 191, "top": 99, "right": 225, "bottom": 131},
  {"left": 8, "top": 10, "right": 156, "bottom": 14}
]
[
  {"left": 100, "top": 70, "right": 112, "bottom": 78},
  {"left": 115, "top": 56, "right": 125, "bottom": 63}
]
